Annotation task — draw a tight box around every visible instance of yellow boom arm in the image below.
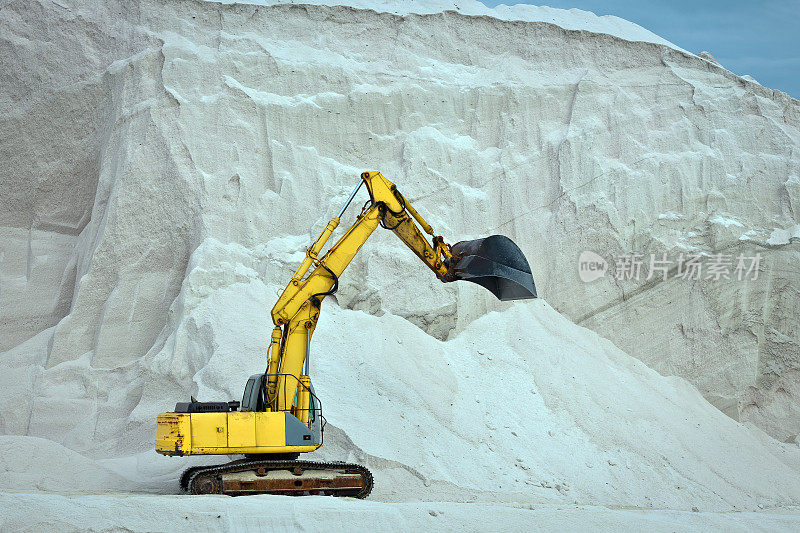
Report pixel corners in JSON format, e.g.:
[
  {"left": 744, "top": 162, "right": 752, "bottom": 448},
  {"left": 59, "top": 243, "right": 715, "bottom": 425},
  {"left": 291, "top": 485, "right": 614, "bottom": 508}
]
[{"left": 266, "top": 172, "right": 454, "bottom": 411}]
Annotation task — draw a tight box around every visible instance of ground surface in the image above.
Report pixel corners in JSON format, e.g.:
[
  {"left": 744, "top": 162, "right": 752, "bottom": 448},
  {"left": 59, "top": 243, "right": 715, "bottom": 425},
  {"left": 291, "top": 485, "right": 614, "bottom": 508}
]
[{"left": 2, "top": 492, "right": 800, "bottom": 532}]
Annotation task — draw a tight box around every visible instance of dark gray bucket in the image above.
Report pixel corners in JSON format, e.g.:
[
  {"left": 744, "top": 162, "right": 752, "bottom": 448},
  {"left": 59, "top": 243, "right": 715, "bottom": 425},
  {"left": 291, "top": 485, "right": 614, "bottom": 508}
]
[{"left": 450, "top": 235, "right": 537, "bottom": 301}]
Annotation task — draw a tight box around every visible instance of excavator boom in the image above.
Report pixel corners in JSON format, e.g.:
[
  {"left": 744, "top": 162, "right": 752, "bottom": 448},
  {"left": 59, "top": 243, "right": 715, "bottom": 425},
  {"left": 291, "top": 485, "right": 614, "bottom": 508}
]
[{"left": 268, "top": 172, "right": 536, "bottom": 413}]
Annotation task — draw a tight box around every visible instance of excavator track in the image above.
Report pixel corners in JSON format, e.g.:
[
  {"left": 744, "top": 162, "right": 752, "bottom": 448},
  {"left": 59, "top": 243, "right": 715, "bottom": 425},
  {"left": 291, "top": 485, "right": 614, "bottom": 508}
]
[{"left": 182, "top": 460, "right": 373, "bottom": 498}]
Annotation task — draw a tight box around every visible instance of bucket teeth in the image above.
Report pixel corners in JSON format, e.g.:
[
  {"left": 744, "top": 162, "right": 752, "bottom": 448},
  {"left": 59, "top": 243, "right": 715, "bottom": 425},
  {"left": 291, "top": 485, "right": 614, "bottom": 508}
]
[{"left": 449, "top": 235, "right": 537, "bottom": 301}]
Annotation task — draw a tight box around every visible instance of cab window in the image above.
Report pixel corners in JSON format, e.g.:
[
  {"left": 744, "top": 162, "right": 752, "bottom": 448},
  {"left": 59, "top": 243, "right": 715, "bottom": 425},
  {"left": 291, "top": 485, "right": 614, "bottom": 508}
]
[{"left": 241, "top": 378, "right": 255, "bottom": 411}]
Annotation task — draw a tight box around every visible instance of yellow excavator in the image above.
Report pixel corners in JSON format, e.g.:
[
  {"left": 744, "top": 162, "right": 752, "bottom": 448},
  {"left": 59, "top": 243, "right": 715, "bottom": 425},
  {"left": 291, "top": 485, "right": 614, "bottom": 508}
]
[{"left": 155, "top": 171, "right": 536, "bottom": 497}]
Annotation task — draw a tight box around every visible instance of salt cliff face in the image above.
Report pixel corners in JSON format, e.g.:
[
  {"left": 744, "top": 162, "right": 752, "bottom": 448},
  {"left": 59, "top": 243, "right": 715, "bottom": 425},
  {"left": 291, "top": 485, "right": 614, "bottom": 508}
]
[{"left": 1, "top": 0, "right": 800, "bottom": 510}]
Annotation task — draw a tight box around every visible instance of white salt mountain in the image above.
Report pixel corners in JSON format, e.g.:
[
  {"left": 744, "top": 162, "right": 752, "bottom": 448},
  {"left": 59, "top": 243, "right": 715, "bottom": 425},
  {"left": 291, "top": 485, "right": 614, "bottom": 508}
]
[
  {"left": 2, "top": 0, "right": 800, "bottom": 528},
  {"left": 4, "top": 0, "right": 799, "bottom": 442}
]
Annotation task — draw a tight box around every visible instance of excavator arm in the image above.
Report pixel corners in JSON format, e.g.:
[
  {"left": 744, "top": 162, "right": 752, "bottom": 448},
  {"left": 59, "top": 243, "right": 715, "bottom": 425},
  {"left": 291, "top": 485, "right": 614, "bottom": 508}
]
[{"left": 266, "top": 171, "right": 536, "bottom": 413}]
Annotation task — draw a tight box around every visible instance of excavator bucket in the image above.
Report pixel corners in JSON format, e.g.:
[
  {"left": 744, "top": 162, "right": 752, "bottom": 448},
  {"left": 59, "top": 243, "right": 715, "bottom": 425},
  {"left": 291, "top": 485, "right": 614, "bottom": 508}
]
[{"left": 449, "top": 235, "right": 537, "bottom": 301}]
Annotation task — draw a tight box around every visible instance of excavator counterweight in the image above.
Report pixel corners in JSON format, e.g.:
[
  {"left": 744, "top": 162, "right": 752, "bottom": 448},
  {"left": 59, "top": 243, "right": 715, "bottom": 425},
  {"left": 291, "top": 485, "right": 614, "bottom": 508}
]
[{"left": 155, "top": 172, "right": 536, "bottom": 498}]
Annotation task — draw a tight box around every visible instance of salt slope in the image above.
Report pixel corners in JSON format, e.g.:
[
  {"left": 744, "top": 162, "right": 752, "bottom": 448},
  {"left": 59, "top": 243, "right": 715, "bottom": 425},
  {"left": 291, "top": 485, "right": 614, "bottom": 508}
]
[
  {"left": 2, "top": 0, "right": 798, "bottom": 441},
  {"left": 313, "top": 298, "right": 800, "bottom": 512},
  {"left": 0, "top": 436, "right": 129, "bottom": 492},
  {"left": 4, "top": 237, "right": 800, "bottom": 516},
  {"left": 22, "top": 237, "right": 794, "bottom": 513}
]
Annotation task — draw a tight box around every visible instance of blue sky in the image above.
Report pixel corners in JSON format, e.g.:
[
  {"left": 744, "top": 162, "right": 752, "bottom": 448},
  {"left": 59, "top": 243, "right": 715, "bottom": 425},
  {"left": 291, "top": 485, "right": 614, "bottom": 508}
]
[{"left": 478, "top": 1, "right": 800, "bottom": 99}]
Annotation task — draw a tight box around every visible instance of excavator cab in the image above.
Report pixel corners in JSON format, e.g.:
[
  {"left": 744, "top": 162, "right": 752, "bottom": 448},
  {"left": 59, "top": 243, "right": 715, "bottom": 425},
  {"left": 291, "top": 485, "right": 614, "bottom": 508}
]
[
  {"left": 241, "top": 373, "right": 321, "bottom": 427},
  {"left": 240, "top": 374, "right": 265, "bottom": 412}
]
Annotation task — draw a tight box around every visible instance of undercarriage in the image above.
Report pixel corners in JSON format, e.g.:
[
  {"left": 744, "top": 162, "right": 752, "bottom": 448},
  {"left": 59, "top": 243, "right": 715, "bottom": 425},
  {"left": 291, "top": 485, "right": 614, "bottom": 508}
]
[{"left": 180, "top": 458, "right": 373, "bottom": 498}]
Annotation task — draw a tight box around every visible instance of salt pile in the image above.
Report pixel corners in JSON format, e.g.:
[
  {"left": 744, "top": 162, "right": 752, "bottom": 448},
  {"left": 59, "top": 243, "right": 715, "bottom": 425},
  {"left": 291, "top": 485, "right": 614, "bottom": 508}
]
[{"left": 2, "top": 0, "right": 800, "bottom": 530}]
